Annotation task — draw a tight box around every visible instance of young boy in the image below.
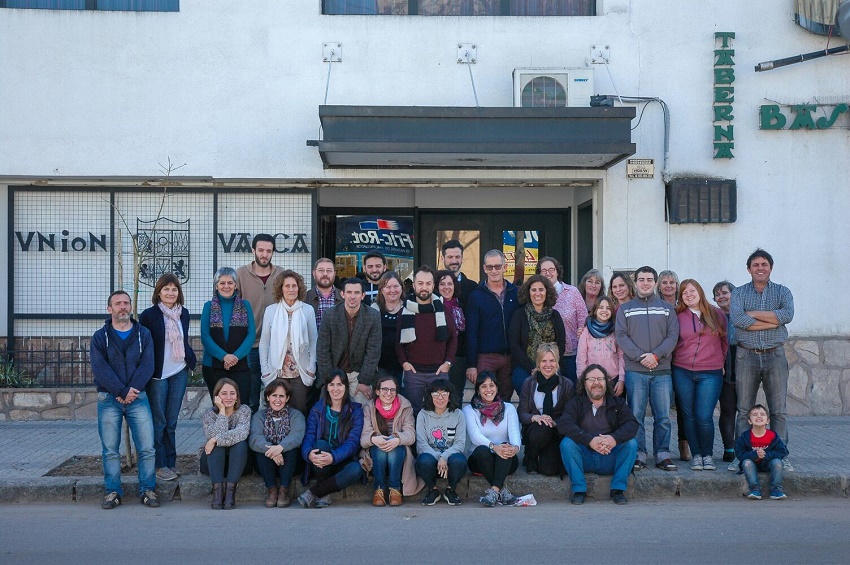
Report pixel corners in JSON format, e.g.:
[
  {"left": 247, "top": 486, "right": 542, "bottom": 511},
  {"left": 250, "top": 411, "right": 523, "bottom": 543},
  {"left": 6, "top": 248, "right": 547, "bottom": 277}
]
[{"left": 734, "top": 404, "right": 789, "bottom": 500}]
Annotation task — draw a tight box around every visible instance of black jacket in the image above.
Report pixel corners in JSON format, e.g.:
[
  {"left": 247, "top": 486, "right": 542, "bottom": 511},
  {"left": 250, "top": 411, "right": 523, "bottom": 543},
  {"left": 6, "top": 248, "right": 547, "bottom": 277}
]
[
  {"left": 139, "top": 305, "right": 197, "bottom": 380},
  {"left": 556, "top": 393, "right": 638, "bottom": 447}
]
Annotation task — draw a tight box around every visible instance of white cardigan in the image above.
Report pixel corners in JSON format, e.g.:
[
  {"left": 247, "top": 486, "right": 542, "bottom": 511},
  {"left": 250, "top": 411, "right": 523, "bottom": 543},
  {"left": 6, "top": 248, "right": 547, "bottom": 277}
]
[
  {"left": 462, "top": 402, "right": 522, "bottom": 456},
  {"left": 258, "top": 302, "right": 317, "bottom": 387}
]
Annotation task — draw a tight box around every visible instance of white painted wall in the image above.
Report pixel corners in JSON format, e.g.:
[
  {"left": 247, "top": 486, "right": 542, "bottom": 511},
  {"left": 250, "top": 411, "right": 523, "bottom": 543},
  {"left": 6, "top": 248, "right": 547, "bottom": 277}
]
[{"left": 1, "top": 0, "right": 848, "bottom": 336}]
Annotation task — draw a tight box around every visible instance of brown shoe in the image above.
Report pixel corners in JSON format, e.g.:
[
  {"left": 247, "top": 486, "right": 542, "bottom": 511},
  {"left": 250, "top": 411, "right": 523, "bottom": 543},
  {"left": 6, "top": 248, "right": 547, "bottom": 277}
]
[
  {"left": 277, "top": 487, "right": 291, "bottom": 508},
  {"left": 211, "top": 483, "right": 224, "bottom": 510},
  {"left": 372, "top": 488, "right": 386, "bottom": 507},
  {"left": 265, "top": 486, "right": 279, "bottom": 508},
  {"left": 389, "top": 488, "right": 403, "bottom": 507},
  {"left": 223, "top": 482, "right": 237, "bottom": 510}
]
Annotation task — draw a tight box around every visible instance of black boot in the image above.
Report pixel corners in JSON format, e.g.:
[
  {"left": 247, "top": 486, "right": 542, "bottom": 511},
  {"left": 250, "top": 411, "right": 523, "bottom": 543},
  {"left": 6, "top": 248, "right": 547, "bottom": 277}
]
[
  {"left": 211, "top": 483, "right": 224, "bottom": 510},
  {"left": 223, "top": 482, "right": 238, "bottom": 510}
]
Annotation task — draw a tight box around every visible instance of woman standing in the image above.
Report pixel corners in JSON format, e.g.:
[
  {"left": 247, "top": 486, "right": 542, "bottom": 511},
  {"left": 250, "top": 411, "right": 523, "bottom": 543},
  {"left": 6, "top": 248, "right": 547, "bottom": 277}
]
[
  {"left": 436, "top": 269, "right": 467, "bottom": 406},
  {"left": 371, "top": 272, "right": 405, "bottom": 391},
  {"left": 672, "top": 279, "right": 728, "bottom": 471},
  {"left": 536, "top": 257, "right": 588, "bottom": 384},
  {"left": 578, "top": 269, "right": 606, "bottom": 312},
  {"left": 713, "top": 280, "right": 738, "bottom": 464},
  {"left": 658, "top": 270, "right": 680, "bottom": 306},
  {"left": 258, "top": 270, "right": 317, "bottom": 415},
  {"left": 415, "top": 379, "right": 467, "bottom": 506},
  {"left": 249, "top": 378, "right": 305, "bottom": 508},
  {"left": 360, "top": 375, "right": 422, "bottom": 507},
  {"left": 608, "top": 271, "right": 635, "bottom": 312},
  {"left": 298, "top": 370, "right": 364, "bottom": 509},
  {"left": 463, "top": 371, "right": 521, "bottom": 507},
  {"left": 508, "top": 274, "right": 566, "bottom": 395},
  {"left": 576, "top": 296, "right": 625, "bottom": 396},
  {"left": 140, "top": 273, "right": 197, "bottom": 483},
  {"left": 201, "top": 267, "right": 255, "bottom": 405},
  {"left": 201, "top": 378, "right": 251, "bottom": 509},
  {"left": 517, "top": 343, "right": 574, "bottom": 475}
]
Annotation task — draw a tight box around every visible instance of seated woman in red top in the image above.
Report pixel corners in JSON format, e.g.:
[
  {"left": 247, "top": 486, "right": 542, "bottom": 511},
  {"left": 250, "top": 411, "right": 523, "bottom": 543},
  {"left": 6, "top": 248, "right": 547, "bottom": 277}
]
[{"left": 672, "top": 279, "right": 728, "bottom": 472}]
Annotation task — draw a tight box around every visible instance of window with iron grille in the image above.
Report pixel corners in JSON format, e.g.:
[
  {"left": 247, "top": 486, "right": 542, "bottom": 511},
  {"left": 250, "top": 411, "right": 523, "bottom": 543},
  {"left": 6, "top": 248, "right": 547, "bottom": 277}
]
[{"left": 665, "top": 179, "right": 737, "bottom": 224}]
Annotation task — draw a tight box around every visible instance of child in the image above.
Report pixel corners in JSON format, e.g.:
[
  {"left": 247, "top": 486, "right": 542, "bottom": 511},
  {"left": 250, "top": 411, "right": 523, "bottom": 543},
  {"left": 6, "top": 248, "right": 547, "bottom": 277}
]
[
  {"left": 576, "top": 296, "right": 625, "bottom": 396},
  {"left": 734, "top": 404, "right": 789, "bottom": 500}
]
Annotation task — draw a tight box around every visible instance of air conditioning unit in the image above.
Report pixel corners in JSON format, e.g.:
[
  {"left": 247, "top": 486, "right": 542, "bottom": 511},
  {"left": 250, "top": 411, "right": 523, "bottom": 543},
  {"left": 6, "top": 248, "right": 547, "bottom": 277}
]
[{"left": 512, "top": 68, "right": 595, "bottom": 108}]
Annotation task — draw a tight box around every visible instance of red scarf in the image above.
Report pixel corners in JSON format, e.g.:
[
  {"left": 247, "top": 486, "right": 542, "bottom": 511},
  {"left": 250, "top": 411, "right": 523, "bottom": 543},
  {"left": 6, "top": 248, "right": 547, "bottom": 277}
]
[{"left": 376, "top": 397, "right": 401, "bottom": 421}]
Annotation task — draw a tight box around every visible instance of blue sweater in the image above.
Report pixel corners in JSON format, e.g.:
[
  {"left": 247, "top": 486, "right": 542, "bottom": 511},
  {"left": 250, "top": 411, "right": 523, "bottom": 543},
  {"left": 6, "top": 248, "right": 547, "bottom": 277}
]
[
  {"left": 301, "top": 400, "right": 364, "bottom": 466},
  {"left": 464, "top": 280, "right": 519, "bottom": 367},
  {"left": 90, "top": 319, "right": 155, "bottom": 399},
  {"left": 139, "top": 305, "right": 197, "bottom": 380},
  {"left": 200, "top": 293, "right": 255, "bottom": 367}
]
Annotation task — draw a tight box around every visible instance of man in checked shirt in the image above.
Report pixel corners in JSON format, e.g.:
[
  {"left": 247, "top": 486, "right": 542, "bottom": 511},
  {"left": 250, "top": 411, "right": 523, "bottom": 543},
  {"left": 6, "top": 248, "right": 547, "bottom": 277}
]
[{"left": 730, "top": 249, "right": 794, "bottom": 471}]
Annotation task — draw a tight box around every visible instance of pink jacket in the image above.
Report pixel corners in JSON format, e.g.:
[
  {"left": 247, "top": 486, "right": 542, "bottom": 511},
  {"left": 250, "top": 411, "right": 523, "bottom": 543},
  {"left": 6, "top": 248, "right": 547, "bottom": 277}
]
[
  {"left": 576, "top": 330, "right": 624, "bottom": 381},
  {"left": 672, "top": 307, "right": 728, "bottom": 372}
]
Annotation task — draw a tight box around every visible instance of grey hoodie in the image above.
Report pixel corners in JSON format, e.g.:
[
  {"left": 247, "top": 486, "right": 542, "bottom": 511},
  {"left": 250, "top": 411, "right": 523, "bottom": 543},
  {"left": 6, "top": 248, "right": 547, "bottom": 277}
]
[
  {"left": 615, "top": 292, "right": 679, "bottom": 373},
  {"left": 415, "top": 408, "right": 467, "bottom": 460}
]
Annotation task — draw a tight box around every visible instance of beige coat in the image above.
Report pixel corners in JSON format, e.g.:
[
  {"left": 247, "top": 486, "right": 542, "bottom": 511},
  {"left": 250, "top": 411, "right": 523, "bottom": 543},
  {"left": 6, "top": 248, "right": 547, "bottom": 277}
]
[{"left": 359, "top": 394, "right": 425, "bottom": 496}]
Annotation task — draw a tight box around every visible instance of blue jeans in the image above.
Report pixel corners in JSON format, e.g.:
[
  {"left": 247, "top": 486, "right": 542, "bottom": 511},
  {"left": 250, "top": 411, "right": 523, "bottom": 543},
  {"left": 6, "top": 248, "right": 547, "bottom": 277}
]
[
  {"left": 255, "top": 448, "right": 298, "bottom": 488},
  {"left": 146, "top": 367, "right": 189, "bottom": 469},
  {"left": 201, "top": 441, "right": 248, "bottom": 483},
  {"left": 741, "top": 457, "right": 783, "bottom": 490},
  {"left": 309, "top": 440, "right": 364, "bottom": 498},
  {"left": 735, "top": 348, "right": 789, "bottom": 445},
  {"left": 625, "top": 371, "right": 673, "bottom": 462},
  {"left": 672, "top": 368, "right": 723, "bottom": 458},
  {"left": 415, "top": 452, "right": 467, "bottom": 490},
  {"left": 370, "top": 445, "right": 406, "bottom": 490},
  {"left": 97, "top": 391, "right": 156, "bottom": 496},
  {"left": 511, "top": 366, "right": 531, "bottom": 398},
  {"left": 559, "top": 437, "right": 638, "bottom": 493}
]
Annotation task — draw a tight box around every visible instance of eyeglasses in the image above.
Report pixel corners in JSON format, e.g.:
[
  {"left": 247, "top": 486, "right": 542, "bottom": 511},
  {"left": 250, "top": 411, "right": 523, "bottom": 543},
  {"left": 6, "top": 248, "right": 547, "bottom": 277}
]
[
  {"left": 430, "top": 391, "right": 449, "bottom": 398},
  {"left": 585, "top": 377, "right": 607, "bottom": 383},
  {"left": 483, "top": 264, "right": 504, "bottom": 272},
  {"left": 378, "top": 387, "right": 397, "bottom": 394},
  {"left": 540, "top": 268, "right": 557, "bottom": 275}
]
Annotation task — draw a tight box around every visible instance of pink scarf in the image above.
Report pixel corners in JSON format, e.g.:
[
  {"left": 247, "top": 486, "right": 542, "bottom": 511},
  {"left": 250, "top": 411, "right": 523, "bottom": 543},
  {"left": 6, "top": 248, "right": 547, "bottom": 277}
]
[
  {"left": 158, "top": 302, "right": 185, "bottom": 361},
  {"left": 376, "top": 396, "right": 401, "bottom": 421}
]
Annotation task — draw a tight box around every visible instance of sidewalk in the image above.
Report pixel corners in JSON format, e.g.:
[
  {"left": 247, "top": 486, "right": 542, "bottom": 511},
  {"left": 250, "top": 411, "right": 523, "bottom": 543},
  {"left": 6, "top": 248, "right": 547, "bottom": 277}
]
[{"left": 0, "top": 416, "right": 848, "bottom": 504}]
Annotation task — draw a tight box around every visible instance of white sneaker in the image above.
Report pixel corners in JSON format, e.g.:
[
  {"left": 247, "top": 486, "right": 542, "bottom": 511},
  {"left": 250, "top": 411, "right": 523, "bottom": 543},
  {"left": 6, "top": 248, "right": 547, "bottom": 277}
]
[
  {"left": 702, "top": 456, "right": 716, "bottom": 471},
  {"left": 690, "top": 455, "right": 704, "bottom": 471},
  {"left": 727, "top": 458, "right": 739, "bottom": 472},
  {"left": 782, "top": 459, "right": 794, "bottom": 472}
]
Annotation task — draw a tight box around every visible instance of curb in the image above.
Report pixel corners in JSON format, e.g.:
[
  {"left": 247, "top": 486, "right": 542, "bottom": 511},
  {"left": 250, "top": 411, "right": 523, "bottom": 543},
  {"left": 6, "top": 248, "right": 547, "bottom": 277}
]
[{"left": 1, "top": 470, "right": 847, "bottom": 505}]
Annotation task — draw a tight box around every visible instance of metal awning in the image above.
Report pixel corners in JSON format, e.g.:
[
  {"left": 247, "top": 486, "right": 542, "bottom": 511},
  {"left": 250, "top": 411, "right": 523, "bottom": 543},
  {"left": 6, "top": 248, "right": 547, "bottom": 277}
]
[{"left": 307, "top": 105, "right": 636, "bottom": 169}]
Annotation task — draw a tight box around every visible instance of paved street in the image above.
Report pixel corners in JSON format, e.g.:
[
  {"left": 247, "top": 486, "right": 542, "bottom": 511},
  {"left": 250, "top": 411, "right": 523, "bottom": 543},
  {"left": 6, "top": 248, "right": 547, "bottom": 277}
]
[{"left": 0, "top": 498, "right": 848, "bottom": 564}]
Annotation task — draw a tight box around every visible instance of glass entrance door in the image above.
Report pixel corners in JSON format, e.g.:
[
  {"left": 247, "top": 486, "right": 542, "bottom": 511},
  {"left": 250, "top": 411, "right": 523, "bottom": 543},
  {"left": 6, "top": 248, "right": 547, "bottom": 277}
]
[{"left": 419, "top": 210, "right": 570, "bottom": 284}]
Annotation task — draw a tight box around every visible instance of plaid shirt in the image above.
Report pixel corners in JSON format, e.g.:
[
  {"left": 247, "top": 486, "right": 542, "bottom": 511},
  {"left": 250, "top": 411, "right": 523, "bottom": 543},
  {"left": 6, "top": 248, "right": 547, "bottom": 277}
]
[
  {"left": 730, "top": 280, "right": 794, "bottom": 350},
  {"left": 315, "top": 288, "right": 337, "bottom": 327}
]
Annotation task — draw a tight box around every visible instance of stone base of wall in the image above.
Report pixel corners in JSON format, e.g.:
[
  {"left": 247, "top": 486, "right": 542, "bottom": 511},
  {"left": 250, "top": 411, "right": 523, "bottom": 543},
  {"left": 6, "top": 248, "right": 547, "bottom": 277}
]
[
  {"left": 786, "top": 338, "right": 850, "bottom": 416},
  {"left": 0, "top": 387, "right": 212, "bottom": 421},
  {"left": 1, "top": 337, "right": 848, "bottom": 419}
]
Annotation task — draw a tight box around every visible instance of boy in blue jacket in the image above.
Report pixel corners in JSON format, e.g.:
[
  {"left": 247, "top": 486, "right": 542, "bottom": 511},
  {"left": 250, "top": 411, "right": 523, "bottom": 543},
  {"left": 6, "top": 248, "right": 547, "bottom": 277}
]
[{"left": 734, "top": 404, "right": 788, "bottom": 500}]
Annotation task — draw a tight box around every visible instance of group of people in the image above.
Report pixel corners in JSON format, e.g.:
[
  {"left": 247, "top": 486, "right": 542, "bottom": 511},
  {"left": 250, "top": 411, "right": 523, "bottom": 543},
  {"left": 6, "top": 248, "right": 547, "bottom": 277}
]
[{"left": 90, "top": 233, "right": 793, "bottom": 509}]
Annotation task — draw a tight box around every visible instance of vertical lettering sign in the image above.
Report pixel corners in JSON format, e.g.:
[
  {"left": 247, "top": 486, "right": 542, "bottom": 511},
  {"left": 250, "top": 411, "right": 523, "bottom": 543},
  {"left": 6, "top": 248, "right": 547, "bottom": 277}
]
[{"left": 714, "top": 32, "right": 735, "bottom": 159}]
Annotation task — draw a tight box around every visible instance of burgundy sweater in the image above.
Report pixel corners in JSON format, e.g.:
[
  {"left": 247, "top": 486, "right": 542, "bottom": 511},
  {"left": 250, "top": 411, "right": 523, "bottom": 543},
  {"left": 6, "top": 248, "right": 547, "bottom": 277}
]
[
  {"left": 672, "top": 307, "right": 728, "bottom": 372},
  {"left": 395, "top": 311, "right": 458, "bottom": 372}
]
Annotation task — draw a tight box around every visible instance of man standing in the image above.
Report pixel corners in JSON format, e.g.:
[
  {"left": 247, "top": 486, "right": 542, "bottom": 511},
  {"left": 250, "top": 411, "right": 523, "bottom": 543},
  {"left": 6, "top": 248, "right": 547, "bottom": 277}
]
[
  {"left": 730, "top": 248, "right": 794, "bottom": 470},
  {"left": 558, "top": 365, "right": 638, "bottom": 505},
  {"left": 441, "top": 239, "right": 478, "bottom": 306},
  {"left": 90, "top": 291, "right": 158, "bottom": 509},
  {"left": 441, "top": 239, "right": 477, "bottom": 402},
  {"left": 236, "top": 233, "right": 284, "bottom": 412},
  {"left": 316, "top": 277, "right": 382, "bottom": 404},
  {"left": 465, "top": 250, "right": 520, "bottom": 401},
  {"left": 615, "top": 266, "right": 679, "bottom": 472},
  {"left": 306, "top": 257, "right": 342, "bottom": 328},
  {"left": 359, "top": 250, "right": 387, "bottom": 306},
  {"left": 396, "top": 266, "right": 458, "bottom": 414}
]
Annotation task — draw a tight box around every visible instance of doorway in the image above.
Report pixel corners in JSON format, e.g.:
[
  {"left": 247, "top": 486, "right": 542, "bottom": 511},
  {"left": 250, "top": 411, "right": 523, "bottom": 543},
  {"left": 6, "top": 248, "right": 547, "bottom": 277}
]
[{"left": 419, "top": 210, "right": 571, "bottom": 284}]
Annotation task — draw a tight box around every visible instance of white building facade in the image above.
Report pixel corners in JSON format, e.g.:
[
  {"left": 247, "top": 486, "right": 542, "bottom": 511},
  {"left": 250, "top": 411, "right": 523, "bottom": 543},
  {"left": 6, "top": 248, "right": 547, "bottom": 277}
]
[{"left": 1, "top": 0, "right": 848, "bottom": 413}]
